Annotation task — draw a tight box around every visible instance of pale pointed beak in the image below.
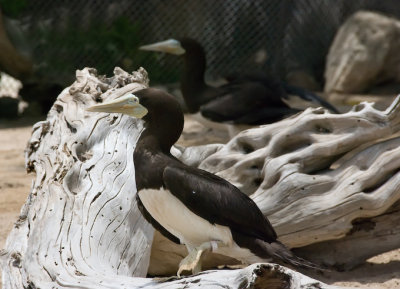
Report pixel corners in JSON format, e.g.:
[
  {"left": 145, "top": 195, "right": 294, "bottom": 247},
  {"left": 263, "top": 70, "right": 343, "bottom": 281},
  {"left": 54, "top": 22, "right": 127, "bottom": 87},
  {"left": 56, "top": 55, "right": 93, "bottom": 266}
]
[
  {"left": 139, "top": 39, "right": 185, "bottom": 55},
  {"left": 86, "top": 94, "right": 148, "bottom": 118}
]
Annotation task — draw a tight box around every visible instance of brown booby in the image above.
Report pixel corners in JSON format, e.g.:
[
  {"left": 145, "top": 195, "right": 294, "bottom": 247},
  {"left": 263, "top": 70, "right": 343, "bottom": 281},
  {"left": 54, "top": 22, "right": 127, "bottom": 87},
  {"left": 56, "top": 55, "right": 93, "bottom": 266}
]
[
  {"left": 87, "top": 88, "right": 318, "bottom": 276},
  {"left": 139, "top": 38, "right": 339, "bottom": 130}
]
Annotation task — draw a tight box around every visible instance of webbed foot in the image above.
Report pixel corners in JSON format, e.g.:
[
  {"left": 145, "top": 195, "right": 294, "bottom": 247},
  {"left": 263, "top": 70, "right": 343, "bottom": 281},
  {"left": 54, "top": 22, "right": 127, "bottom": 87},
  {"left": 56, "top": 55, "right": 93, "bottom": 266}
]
[{"left": 177, "top": 241, "right": 219, "bottom": 277}]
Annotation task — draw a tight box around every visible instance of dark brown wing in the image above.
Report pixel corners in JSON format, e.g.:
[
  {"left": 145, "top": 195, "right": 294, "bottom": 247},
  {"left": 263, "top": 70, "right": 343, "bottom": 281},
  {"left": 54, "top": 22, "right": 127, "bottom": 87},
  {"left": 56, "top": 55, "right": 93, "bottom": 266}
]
[
  {"left": 200, "top": 80, "right": 295, "bottom": 125},
  {"left": 162, "top": 165, "right": 277, "bottom": 243}
]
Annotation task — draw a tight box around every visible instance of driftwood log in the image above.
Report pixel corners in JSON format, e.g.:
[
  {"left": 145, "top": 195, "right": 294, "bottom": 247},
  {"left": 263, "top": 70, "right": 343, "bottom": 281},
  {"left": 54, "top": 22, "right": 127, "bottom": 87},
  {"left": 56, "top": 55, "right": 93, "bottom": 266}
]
[
  {"left": 2, "top": 67, "right": 400, "bottom": 288},
  {"left": 153, "top": 94, "right": 400, "bottom": 274}
]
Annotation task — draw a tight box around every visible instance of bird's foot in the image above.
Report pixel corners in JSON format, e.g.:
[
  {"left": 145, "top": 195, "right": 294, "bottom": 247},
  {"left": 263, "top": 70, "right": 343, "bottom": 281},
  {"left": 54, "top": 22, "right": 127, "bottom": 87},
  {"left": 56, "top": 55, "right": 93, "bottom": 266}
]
[{"left": 177, "top": 241, "right": 219, "bottom": 277}]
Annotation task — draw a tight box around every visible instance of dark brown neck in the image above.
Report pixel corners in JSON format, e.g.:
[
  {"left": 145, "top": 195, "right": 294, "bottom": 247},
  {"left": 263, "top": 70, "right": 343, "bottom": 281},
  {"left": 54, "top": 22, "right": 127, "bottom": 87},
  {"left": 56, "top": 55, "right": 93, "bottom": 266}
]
[
  {"left": 134, "top": 135, "right": 168, "bottom": 191},
  {"left": 132, "top": 88, "right": 184, "bottom": 190},
  {"left": 180, "top": 43, "right": 208, "bottom": 113},
  {"left": 138, "top": 101, "right": 184, "bottom": 154}
]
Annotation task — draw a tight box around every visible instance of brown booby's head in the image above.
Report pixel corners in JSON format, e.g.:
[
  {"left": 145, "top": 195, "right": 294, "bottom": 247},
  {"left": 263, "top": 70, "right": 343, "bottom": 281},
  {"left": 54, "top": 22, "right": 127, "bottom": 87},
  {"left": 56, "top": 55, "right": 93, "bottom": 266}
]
[
  {"left": 87, "top": 88, "right": 183, "bottom": 122},
  {"left": 86, "top": 92, "right": 148, "bottom": 118},
  {"left": 139, "top": 38, "right": 207, "bottom": 114},
  {"left": 87, "top": 88, "right": 184, "bottom": 151}
]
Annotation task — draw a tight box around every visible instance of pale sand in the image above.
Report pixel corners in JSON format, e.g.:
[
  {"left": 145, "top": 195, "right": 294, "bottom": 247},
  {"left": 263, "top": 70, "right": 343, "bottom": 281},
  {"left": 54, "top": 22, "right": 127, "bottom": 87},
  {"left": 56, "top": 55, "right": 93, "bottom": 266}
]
[{"left": 0, "top": 115, "right": 399, "bottom": 288}]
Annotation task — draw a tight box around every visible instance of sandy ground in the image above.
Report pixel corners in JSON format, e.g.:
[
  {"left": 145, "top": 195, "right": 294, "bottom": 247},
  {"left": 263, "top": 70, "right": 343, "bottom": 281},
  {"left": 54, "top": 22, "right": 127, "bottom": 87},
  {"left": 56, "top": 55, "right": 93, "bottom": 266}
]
[{"left": 1, "top": 114, "right": 400, "bottom": 288}]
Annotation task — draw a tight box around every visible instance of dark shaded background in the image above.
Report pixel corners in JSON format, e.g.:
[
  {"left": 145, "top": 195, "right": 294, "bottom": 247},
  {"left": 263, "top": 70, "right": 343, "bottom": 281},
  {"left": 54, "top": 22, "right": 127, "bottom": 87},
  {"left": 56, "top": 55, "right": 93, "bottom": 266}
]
[{"left": 1, "top": 0, "right": 400, "bottom": 88}]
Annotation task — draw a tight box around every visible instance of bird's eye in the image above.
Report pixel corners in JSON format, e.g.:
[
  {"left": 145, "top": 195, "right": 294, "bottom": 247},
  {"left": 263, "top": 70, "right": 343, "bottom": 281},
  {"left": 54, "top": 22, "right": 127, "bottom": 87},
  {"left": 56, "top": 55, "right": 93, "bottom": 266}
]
[{"left": 128, "top": 97, "right": 138, "bottom": 104}]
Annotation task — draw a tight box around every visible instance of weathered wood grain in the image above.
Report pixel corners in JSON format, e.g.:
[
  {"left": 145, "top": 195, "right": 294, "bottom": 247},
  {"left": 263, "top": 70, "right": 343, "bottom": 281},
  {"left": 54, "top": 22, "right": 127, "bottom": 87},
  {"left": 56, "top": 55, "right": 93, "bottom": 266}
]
[{"left": 2, "top": 66, "right": 397, "bottom": 288}]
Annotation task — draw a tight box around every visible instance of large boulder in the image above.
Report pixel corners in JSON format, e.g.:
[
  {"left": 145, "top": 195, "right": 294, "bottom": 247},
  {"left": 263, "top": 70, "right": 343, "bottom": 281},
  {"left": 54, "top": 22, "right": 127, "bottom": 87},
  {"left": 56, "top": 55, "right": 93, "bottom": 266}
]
[
  {"left": 0, "top": 11, "right": 32, "bottom": 81},
  {"left": 324, "top": 11, "right": 400, "bottom": 94}
]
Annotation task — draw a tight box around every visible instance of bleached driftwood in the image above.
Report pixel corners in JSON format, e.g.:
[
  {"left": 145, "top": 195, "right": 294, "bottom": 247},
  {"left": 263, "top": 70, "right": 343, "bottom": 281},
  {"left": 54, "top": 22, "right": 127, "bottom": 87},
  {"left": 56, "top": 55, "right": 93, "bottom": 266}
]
[
  {"left": 0, "top": 67, "right": 345, "bottom": 288},
  {"left": 1, "top": 66, "right": 398, "bottom": 288},
  {"left": 201, "top": 99, "right": 400, "bottom": 247}
]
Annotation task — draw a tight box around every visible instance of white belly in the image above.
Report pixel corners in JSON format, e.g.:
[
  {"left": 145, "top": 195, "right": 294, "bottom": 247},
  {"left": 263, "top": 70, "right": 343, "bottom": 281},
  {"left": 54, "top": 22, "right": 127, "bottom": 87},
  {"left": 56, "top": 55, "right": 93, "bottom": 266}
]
[{"left": 138, "top": 187, "right": 233, "bottom": 249}]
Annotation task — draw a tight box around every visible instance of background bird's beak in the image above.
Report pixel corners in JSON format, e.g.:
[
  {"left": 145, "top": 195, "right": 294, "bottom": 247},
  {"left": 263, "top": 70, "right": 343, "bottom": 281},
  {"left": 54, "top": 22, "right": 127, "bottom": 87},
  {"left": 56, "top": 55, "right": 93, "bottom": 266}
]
[
  {"left": 139, "top": 39, "right": 185, "bottom": 55},
  {"left": 86, "top": 94, "right": 148, "bottom": 118}
]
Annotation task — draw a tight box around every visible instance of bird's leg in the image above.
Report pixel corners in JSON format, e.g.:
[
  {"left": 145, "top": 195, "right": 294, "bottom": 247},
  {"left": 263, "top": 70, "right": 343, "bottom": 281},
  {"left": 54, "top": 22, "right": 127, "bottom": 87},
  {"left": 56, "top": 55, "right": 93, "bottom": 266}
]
[{"left": 177, "top": 241, "right": 220, "bottom": 277}]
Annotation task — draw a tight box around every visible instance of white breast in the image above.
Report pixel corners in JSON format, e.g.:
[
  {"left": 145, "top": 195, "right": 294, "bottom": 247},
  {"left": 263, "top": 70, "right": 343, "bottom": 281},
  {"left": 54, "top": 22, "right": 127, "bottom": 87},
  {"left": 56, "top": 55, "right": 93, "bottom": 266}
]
[{"left": 138, "top": 187, "right": 233, "bottom": 249}]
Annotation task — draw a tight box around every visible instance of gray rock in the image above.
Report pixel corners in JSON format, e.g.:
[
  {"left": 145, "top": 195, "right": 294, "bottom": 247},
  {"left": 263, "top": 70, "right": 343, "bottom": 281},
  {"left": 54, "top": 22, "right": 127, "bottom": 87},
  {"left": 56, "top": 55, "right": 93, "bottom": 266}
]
[{"left": 325, "top": 11, "right": 400, "bottom": 94}]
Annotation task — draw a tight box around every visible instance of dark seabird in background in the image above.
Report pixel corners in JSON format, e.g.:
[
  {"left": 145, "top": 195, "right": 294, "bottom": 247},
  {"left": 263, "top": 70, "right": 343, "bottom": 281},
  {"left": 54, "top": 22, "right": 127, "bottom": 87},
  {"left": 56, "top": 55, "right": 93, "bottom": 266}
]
[
  {"left": 140, "top": 38, "right": 339, "bottom": 135},
  {"left": 87, "top": 88, "right": 318, "bottom": 276}
]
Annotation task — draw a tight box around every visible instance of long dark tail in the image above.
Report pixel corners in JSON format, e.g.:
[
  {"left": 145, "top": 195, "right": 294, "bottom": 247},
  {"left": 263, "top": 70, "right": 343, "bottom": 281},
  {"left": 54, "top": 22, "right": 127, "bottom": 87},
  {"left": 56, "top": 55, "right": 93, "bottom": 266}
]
[
  {"left": 282, "top": 82, "right": 340, "bottom": 114},
  {"left": 232, "top": 231, "right": 324, "bottom": 271},
  {"left": 257, "top": 240, "right": 323, "bottom": 271}
]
